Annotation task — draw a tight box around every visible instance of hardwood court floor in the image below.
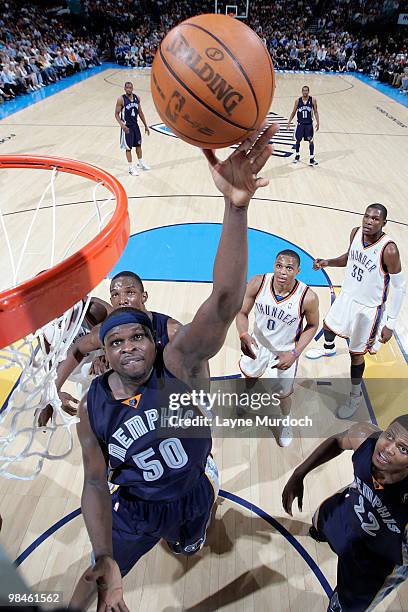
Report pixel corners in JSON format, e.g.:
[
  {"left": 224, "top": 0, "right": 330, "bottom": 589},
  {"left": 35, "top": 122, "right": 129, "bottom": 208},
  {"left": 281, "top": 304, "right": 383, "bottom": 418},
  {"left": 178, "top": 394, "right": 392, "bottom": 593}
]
[{"left": 0, "top": 69, "right": 407, "bottom": 610}]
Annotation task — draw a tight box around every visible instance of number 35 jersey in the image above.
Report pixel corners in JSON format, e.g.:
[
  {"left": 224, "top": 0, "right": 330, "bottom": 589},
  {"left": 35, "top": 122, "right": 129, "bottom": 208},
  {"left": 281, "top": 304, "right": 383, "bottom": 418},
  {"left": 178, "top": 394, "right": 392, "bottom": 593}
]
[
  {"left": 342, "top": 228, "right": 393, "bottom": 307},
  {"left": 253, "top": 274, "right": 309, "bottom": 352},
  {"left": 86, "top": 352, "right": 212, "bottom": 502}
]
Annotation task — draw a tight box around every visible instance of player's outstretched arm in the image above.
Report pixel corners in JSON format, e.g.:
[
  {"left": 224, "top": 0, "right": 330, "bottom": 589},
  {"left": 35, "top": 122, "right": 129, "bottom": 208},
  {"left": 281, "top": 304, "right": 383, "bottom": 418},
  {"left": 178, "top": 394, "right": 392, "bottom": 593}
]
[
  {"left": 165, "top": 123, "right": 278, "bottom": 376},
  {"left": 282, "top": 422, "right": 378, "bottom": 515},
  {"left": 55, "top": 328, "right": 101, "bottom": 392},
  {"left": 236, "top": 275, "right": 264, "bottom": 359},
  {"left": 74, "top": 398, "right": 129, "bottom": 612},
  {"left": 313, "top": 227, "right": 359, "bottom": 269}
]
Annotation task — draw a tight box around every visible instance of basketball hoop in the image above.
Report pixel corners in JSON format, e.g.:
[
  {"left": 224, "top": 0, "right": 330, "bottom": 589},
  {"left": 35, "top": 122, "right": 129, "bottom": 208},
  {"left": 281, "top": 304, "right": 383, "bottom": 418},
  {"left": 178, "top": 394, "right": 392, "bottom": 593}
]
[{"left": 0, "top": 155, "right": 129, "bottom": 479}]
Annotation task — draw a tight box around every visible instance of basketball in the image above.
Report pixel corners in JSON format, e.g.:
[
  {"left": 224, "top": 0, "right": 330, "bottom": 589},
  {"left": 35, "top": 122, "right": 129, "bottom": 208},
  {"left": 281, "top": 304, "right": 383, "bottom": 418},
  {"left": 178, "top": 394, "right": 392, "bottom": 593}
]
[{"left": 150, "top": 13, "right": 275, "bottom": 148}]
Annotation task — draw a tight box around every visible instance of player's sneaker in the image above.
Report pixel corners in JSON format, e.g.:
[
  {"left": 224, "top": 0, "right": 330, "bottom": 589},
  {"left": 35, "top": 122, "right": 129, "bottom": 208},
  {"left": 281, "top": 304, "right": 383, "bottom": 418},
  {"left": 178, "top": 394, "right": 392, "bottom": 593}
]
[
  {"left": 305, "top": 347, "right": 336, "bottom": 359},
  {"left": 310, "top": 158, "right": 319, "bottom": 166},
  {"left": 336, "top": 393, "right": 361, "bottom": 419},
  {"left": 128, "top": 166, "right": 139, "bottom": 176},
  {"left": 167, "top": 537, "right": 205, "bottom": 556},
  {"left": 138, "top": 161, "right": 150, "bottom": 170},
  {"left": 278, "top": 424, "right": 293, "bottom": 447},
  {"left": 292, "top": 155, "right": 300, "bottom": 164}
]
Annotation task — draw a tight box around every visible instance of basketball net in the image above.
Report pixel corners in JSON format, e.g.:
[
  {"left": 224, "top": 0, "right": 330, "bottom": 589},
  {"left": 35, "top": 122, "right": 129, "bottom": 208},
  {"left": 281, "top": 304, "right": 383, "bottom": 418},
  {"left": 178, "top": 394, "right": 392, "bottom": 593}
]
[{"left": 0, "top": 158, "right": 128, "bottom": 480}]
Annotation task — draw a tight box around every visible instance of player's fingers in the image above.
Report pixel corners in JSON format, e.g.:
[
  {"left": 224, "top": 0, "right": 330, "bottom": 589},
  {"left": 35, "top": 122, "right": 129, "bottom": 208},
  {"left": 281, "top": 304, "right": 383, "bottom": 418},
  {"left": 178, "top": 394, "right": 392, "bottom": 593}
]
[
  {"left": 118, "top": 601, "right": 130, "bottom": 612},
  {"left": 248, "top": 123, "right": 278, "bottom": 159},
  {"left": 254, "top": 176, "right": 269, "bottom": 189},
  {"left": 251, "top": 144, "right": 273, "bottom": 174},
  {"left": 202, "top": 148, "right": 218, "bottom": 166},
  {"left": 298, "top": 492, "right": 303, "bottom": 512}
]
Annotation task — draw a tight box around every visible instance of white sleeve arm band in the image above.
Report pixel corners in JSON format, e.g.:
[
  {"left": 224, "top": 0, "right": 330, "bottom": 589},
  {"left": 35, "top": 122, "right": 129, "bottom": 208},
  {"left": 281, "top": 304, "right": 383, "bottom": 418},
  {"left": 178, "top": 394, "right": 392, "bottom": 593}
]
[{"left": 386, "top": 271, "right": 406, "bottom": 330}]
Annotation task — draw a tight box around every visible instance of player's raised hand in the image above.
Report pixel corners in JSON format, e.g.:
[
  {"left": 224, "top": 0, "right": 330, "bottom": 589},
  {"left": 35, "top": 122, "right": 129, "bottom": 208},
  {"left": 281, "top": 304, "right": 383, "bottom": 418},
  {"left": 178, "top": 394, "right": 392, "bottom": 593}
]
[
  {"left": 379, "top": 325, "right": 393, "bottom": 344},
  {"left": 282, "top": 472, "right": 304, "bottom": 516},
  {"left": 313, "top": 258, "right": 329, "bottom": 270},
  {"left": 202, "top": 122, "right": 278, "bottom": 208},
  {"left": 60, "top": 391, "right": 79, "bottom": 416},
  {"left": 240, "top": 332, "right": 258, "bottom": 360},
  {"left": 84, "top": 556, "right": 129, "bottom": 612}
]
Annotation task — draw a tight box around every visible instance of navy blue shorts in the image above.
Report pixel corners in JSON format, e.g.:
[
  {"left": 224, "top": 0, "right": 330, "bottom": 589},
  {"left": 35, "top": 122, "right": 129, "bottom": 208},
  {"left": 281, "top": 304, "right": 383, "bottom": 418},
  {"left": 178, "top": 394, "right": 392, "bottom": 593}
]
[
  {"left": 295, "top": 123, "right": 314, "bottom": 141},
  {"left": 315, "top": 494, "right": 401, "bottom": 612},
  {"left": 110, "top": 468, "right": 217, "bottom": 576},
  {"left": 120, "top": 125, "right": 141, "bottom": 150}
]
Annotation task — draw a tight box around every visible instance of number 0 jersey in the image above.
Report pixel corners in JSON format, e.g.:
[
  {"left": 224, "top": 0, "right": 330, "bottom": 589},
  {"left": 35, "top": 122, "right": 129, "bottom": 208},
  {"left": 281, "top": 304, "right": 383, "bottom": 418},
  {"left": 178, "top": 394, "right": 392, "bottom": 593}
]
[
  {"left": 252, "top": 274, "right": 309, "bottom": 352},
  {"left": 86, "top": 350, "right": 211, "bottom": 502},
  {"left": 342, "top": 228, "right": 393, "bottom": 307}
]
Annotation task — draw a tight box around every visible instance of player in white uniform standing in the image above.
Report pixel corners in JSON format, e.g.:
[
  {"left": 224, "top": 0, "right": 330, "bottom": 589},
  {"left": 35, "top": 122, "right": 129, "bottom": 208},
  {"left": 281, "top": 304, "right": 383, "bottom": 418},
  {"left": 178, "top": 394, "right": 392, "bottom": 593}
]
[
  {"left": 306, "top": 204, "right": 406, "bottom": 419},
  {"left": 236, "top": 250, "right": 319, "bottom": 446}
]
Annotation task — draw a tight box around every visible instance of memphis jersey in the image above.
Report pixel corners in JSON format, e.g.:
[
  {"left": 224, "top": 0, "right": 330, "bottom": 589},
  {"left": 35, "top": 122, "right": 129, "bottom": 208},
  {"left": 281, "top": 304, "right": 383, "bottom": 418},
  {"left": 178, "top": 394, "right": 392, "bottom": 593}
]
[
  {"left": 121, "top": 93, "right": 139, "bottom": 127},
  {"left": 151, "top": 311, "right": 170, "bottom": 347},
  {"left": 342, "top": 228, "right": 393, "bottom": 307},
  {"left": 86, "top": 352, "right": 212, "bottom": 502},
  {"left": 320, "top": 435, "right": 408, "bottom": 567},
  {"left": 253, "top": 274, "right": 309, "bottom": 352},
  {"left": 297, "top": 96, "right": 313, "bottom": 124}
]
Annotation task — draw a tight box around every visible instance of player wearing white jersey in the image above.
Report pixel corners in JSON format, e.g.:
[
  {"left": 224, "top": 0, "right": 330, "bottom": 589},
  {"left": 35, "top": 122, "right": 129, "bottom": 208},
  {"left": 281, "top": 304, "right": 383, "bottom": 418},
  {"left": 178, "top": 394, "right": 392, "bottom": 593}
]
[
  {"left": 306, "top": 204, "right": 406, "bottom": 419},
  {"left": 236, "top": 250, "right": 319, "bottom": 446}
]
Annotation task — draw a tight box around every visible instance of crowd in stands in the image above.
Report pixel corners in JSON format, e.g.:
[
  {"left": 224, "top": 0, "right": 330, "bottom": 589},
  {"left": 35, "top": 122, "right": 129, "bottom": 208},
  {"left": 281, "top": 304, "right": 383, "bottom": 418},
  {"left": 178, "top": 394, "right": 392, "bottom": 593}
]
[
  {"left": 1, "top": 0, "right": 407, "bottom": 105},
  {"left": 0, "top": 1, "right": 101, "bottom": 103}
]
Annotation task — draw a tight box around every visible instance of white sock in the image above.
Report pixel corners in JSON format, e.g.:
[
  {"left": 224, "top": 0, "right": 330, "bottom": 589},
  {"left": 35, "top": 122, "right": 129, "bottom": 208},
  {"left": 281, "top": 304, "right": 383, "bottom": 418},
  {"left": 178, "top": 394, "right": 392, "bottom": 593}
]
[
  {"left": 351, "top": 383, "right": 362, "bottom": 398},
  {"left": 138, "top": 158, "right": 143, "bottom": 165},
  {"left": 128, "top": 162, "right": 133, "bottom": 170}
]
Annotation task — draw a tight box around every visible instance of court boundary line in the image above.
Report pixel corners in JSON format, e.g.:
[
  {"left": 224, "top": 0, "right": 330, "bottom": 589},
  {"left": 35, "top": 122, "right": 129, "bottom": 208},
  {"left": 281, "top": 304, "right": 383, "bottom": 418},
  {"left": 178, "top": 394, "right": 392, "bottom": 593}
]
[
  {"left": 4, "top": 195, "right": 406, "bottom": 228},
  {"left": 13, "top": 491, "right": 333, "bottom": 599}
]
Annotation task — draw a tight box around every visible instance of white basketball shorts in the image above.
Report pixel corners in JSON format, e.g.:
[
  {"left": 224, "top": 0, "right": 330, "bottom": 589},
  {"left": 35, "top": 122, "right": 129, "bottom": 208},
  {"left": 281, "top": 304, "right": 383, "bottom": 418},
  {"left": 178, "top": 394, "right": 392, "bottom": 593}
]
[
  {"left": 239, "top": 337, "right": 297, "bottom": 398},
  {"left": 324, "top": 291, "right": 385, "bottom": 354}
]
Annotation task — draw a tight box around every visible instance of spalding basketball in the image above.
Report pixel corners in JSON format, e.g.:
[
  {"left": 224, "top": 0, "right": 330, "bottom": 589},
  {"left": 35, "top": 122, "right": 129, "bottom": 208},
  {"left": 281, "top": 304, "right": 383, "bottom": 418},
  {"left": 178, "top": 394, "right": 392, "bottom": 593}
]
[{"left": 151, "top": 13, "right": 275, "bottom": 148}]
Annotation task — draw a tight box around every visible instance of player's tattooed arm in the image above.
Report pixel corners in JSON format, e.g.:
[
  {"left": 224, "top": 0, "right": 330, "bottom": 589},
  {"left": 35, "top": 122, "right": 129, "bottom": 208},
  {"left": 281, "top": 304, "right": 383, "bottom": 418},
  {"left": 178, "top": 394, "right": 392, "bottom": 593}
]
[
  {"left": 286, "top": 98, "right": 298, "bottom": 129},
  {"left": 313, "top": 227, "right": 359, "bottom": 269},
  {"left": 312, "top": 97, "right": 319, "bottom": 130},
  {"left": 236, "top": 275, "right": 264, "bottom": 359},
  {"left": 282, "top": 422, "right": 379, "bottom": 515},
  {"left": 164, "top": 123, "right": 278, "bottom": 378},
  {"left": 138, "top": 100, "right": 150, "bottom": 135},
  {"left": 114, "top": 96, "right": 128, "bottom": 132}
]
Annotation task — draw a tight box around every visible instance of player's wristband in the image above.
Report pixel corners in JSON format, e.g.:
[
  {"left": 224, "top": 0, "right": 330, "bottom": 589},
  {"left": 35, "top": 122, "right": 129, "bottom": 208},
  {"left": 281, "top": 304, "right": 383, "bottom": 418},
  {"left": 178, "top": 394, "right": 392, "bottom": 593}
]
[
  {"left": 239, "top": 332, "right": 251, "bottom": 340},
  {"left": 292, "top": 348, "right": 300, "bottom": 358}
]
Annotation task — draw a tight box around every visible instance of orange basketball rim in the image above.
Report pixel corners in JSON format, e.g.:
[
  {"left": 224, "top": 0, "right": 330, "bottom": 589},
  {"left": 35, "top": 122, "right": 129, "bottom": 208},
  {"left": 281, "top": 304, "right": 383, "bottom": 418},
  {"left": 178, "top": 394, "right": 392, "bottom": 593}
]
[{"left": 0, "top": 155, "right": 129, "bottom": 348}]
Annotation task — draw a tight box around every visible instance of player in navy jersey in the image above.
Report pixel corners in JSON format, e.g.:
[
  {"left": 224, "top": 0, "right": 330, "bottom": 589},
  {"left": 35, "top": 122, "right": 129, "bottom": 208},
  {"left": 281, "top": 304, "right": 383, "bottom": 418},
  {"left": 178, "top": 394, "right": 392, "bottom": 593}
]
[
  {"left": 283, "top": 415, "right": 408, "bottom": 611},
  {"left": 38, "top": 271, "right": 181, "bottom": 426},
  {"left": 287, "top": 85, "right": 319, "bottom": 166},
  {"left": 69, "top": 123, "right": 278, "bottom": 611},
  {"left": 115, "top": 81, "right": 150, "bottom": 176}
]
